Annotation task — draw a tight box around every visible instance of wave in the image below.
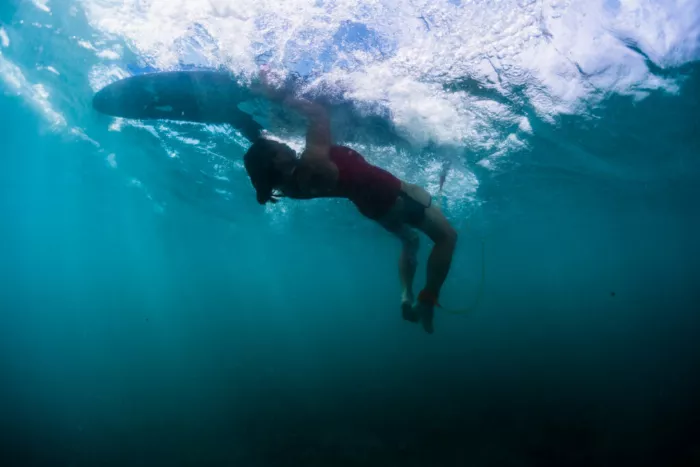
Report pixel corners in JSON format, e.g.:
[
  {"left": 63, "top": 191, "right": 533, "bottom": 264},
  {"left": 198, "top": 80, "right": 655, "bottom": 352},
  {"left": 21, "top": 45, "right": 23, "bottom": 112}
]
[{"left": 1, "top": 0, "right": 699, "bottom": 221}]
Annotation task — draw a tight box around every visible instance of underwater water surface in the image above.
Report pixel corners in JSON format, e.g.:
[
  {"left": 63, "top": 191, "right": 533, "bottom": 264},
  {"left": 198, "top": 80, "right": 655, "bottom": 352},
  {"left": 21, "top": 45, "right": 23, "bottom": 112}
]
[{"left": 1, "top": 0, "right": 700, "bottom": 466}]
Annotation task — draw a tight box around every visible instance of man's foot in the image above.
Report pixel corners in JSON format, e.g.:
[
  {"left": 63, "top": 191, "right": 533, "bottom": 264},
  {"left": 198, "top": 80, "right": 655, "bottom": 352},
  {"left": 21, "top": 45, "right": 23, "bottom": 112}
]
[
  {"left": 413, "top": 301, "right": 434, "bottom": 334},
  {"left": 401, "top": 300, "right": 419, "bottom": 323}
]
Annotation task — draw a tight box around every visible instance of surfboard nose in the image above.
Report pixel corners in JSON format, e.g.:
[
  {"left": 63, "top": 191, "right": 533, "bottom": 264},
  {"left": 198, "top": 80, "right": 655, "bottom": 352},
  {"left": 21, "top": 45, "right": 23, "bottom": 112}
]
[
  {"left": 92, "top": 87, "right": 117, "bottom": 115},
  {"left": 93, "top": 80, "right": 149, "bottom": 119}
]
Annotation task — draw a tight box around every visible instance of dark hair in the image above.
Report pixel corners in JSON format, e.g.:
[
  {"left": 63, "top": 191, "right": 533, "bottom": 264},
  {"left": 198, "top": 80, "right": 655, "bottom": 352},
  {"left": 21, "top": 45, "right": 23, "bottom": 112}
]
[{"left": 243, "top": 138, "right": 295, "bottom": 205}]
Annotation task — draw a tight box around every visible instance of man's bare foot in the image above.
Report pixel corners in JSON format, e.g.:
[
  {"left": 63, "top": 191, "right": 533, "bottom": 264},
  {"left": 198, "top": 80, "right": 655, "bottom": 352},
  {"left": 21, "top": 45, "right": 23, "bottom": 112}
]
[
  {"left": 402, "top": 300, "right": 419, "bottom": 322},
  {"left": 413, "top": 301, "right": 434, "bottom": 334}
]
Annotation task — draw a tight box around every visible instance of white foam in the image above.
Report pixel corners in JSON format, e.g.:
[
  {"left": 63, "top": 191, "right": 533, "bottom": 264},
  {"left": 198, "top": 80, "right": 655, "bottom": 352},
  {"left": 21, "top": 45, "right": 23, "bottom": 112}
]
[
  {"left": 178, "top": 137, "right": 200, "bottom": 145},
  {"left": 0, "top": 29, "right": 9, "bottom": 48},
  {"left": 33, "top": 0, "right": 51, "bottom": 13},
  {"left": 0, "top": 56, "right": 24, "bottom": 90},
  {"left": 108, "top": 118, "right": 124, "bottom": 132},
  {"left": 71, "top": 127, "right": 100, "bottom": 147},
  {"left": 0, "top": 55, "right": 66, "bottom": 128},
  {"left": 76, "top": 0, "right": 700, "bottom": 169},
  {"left": 43, "top": 66, "right": 60, "bottom": 75},
  {"left": 97, "top": 49, "right": 121, "bottom": 60},
  {"left": 106, "top": 153, "right": 117, "bottom": 168},
  {"left": 518, "top": 117, "right": 532, "bottom": 134},
  {"left": 88, "top": 64, "right": 128, "bottom": 92},
  {"left": 77, "top": 40, "right": 97, "bottom": 51}
]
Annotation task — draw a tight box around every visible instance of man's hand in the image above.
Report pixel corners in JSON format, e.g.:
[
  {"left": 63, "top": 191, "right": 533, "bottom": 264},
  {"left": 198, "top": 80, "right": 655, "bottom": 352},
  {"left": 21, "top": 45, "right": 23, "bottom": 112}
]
[{"left": 251, "top": 66, "right": 286, "bottom": 100}]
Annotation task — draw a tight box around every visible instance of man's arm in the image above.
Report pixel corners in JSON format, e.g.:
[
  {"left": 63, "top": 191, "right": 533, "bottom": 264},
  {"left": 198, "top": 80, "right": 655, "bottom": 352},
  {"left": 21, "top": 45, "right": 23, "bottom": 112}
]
[
  {"left": 253, "top": 68, "right": 332, "bottom": 158},
  {"left": 252, "top": 69, "right": 337, "bottom": 194},
  {"left": 283, "top": 97, "right": 332, "bottom": 161},
  {"left": 283, "top": 96, "right": 337, "bottom": 194}
]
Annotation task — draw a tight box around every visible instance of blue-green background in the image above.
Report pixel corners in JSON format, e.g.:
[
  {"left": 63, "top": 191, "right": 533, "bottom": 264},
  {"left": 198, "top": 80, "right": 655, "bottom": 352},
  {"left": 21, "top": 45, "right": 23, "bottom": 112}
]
[{"left": 2, "top": 1, "right": 700, "bottom": 466}]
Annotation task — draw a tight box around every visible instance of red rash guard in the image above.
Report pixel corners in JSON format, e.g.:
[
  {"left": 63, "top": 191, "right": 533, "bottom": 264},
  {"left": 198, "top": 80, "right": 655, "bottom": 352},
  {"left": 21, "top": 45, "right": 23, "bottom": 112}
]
[{"left": 329, "top": 146, "right": 402, "bottom": 220}]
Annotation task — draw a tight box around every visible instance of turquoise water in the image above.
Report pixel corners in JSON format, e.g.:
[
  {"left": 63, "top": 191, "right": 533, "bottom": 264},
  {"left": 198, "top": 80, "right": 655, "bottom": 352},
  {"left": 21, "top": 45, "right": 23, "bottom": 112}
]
[{"left": 2, "top": 1, "right": 700, "bottom": 466}]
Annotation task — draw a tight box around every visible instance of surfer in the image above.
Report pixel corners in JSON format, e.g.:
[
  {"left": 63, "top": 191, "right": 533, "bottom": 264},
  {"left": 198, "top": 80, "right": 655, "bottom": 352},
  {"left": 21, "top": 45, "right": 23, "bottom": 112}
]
[{"left": 244, "top": 72, "right": 457, "bottom": 334}]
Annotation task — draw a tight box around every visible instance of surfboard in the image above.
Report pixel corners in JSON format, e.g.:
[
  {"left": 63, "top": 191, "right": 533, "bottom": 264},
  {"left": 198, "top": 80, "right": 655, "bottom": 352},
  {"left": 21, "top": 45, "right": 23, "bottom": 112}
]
[
  {"left": 93, "top": 69, "right": 411, "bottom": 149},
  {"left": 92, "top": 70, "right": 263, "bottom": 142}
]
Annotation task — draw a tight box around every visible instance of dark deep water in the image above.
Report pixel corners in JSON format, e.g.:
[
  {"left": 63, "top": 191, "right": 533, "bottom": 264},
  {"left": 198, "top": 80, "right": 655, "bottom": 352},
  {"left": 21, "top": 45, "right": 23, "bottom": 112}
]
[{"left": 2, "top": 1, "right": 700, "bottom": 466}]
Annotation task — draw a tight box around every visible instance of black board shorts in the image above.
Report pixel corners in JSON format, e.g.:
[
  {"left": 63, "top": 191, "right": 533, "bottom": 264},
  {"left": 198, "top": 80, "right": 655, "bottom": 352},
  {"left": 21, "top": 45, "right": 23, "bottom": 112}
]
[{"left": 398, "top": 189, "right": 432, "bottom": 228}]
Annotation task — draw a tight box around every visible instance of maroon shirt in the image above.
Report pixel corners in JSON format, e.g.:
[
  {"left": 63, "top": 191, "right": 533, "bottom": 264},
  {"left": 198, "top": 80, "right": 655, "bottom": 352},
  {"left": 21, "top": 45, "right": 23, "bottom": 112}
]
[{"left": 329, "top": 145, "right": 402, "bottom": 220}]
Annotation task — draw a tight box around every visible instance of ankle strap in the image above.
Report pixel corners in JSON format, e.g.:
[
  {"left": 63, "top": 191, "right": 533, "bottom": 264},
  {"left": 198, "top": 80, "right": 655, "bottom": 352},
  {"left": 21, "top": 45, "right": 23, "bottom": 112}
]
[{"left": 418, "top": 289, "right": 441, "bottom": 308}]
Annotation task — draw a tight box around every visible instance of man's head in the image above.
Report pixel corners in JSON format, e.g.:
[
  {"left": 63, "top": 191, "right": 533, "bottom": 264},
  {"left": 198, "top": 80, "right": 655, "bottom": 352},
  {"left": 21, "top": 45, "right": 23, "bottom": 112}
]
[{"left": 243, "top": 138, "right": 298, "bottom": 204}]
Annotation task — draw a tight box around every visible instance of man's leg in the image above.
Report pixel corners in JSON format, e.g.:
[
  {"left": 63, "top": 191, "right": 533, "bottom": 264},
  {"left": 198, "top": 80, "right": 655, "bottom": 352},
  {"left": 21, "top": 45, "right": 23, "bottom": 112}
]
[
  {"left": 398, "top": 226, "right": 420, "bottom": 321},
  {"left": 420, "top": 204, "right": 458, "bottom": 300},
  {"left": 414, "top": 204, "right": 458, "bottom": 333},
  {"left": 383, "top": 222, "right": 420, "bottom": 322}
]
